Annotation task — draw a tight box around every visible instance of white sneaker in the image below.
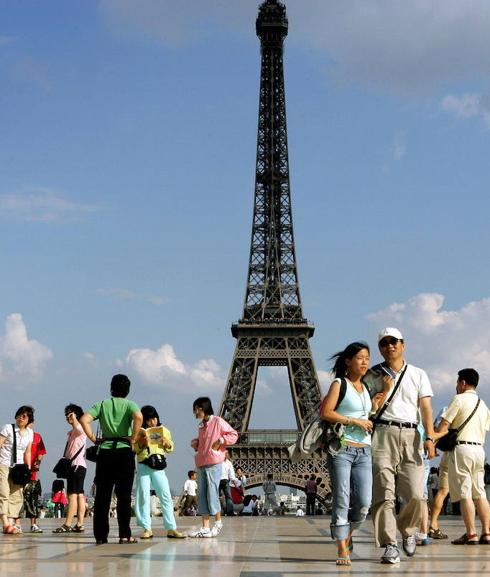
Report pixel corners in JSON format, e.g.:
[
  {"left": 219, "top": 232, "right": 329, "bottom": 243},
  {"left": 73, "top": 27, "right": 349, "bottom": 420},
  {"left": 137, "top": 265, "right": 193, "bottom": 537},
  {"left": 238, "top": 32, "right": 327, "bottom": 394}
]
[
  {"left": 14, "top": 525, "right": 23, "bottom": 534},
  {"left": 187, "top": 526, "right": 212, "bottom": 538},
  {"left": 381, "top": 544, "right": 400, "bottom": 564},
  {"left": 31, "top": 525, "right": 43, "bottom": 534},
  {"left": 403, "top": 535, "right": 416, "bottom": 557},
  {"left": 203, "top": 522, "right": 223, "bottom": 538}
]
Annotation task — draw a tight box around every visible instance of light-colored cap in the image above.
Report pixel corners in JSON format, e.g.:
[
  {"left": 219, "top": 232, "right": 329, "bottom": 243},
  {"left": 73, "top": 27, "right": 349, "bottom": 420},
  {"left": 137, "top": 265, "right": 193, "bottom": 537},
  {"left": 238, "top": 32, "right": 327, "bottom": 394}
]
[{"left": 378, "top": 327, "right": 404, "bottom": 343}]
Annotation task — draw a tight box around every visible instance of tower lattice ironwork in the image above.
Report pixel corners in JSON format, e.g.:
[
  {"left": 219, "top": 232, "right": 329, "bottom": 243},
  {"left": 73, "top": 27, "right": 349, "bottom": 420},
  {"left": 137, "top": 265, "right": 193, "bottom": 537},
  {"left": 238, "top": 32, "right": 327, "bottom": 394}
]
[{"left": 219, "top": 0, "right": 329, "bottom": 502}]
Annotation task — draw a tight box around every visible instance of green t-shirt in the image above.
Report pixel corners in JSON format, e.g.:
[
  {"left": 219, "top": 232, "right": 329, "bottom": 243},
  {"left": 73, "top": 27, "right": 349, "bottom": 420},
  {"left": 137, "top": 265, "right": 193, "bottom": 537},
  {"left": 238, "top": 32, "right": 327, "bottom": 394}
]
[{"left": 89, "top": 397, "right": 140, "bottom": 449}]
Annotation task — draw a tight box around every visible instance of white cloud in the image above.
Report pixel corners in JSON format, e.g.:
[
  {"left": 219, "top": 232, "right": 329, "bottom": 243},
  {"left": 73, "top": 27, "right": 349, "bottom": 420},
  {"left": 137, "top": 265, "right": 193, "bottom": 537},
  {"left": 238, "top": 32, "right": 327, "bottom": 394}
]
[
  {"left": 100, "top": 1, "right": 490, "bottom": 95},
  {"left": 0, "top": 313, "right": 53, "bottom": 382},
  {"left": 96, "top": 287, "right": 169, "bottom": 306},
  {"left": 126, "top": 344, "right": 223, "bottom": 390},
  {"left": 0, "top": 189, "right": 100, "bottom": 222},
  {"left": 440, "top": 93, "right": 490, "bottom": 127},
  {"left": 367, "top": 293, "right": 490, "bottom": 394}
]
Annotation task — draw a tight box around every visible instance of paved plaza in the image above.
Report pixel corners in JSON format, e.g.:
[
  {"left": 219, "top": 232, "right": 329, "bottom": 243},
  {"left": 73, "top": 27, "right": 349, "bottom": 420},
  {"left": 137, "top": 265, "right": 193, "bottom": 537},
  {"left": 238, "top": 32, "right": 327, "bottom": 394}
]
[{"left": 1, "top": 516, "right": 489, "bottom": 577}]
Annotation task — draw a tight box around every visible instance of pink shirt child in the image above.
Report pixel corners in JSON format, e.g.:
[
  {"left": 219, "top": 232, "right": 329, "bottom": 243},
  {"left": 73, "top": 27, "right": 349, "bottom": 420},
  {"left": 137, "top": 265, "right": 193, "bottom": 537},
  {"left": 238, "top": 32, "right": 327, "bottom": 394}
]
[{"left": 192, "top": 415, "right": 238, "bottom": 467}]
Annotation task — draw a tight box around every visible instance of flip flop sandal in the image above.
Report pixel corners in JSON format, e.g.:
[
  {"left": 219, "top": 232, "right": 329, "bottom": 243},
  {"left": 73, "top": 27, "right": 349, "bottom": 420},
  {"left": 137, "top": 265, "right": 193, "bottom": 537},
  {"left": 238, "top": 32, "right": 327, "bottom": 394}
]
[
  {"left": 53, "top": 525, "right": 71, "bottom": 533},
  {"left": 451, "top": 533, "right": 478, "bottom": 545},
  {"left": 3, "top": 525, "right": 20, "bottom": 535},
  {"left": 119, "top": 537, "right": 138, "bottom": 544},
  {"left": 479, "top": 533, "right": 490, "bottom": 544},
  {"left": 429, "top": 527, "right": 448, "bottom": 539},
  {"left": 336, "top": 554, "right": 351, "bottom": 566}
]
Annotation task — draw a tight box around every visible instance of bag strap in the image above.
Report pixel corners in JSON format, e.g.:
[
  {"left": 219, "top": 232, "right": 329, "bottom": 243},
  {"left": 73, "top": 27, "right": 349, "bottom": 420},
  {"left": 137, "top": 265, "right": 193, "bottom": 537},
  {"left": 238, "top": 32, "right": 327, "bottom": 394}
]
[
  {"left": 11, "top": 424, "right": 17, "bottom": 466},
  {"left": 334, "top": 377, "right": 348, "bottom": 410},
  {"left": 373, "top": 364, "right": 408, "bottom": 422},
  {"left": 456, "top": 397, "right": 481, "bottom": 434},
  {"left": 63, "top": 440, "right": 84, "bottom": 463}
]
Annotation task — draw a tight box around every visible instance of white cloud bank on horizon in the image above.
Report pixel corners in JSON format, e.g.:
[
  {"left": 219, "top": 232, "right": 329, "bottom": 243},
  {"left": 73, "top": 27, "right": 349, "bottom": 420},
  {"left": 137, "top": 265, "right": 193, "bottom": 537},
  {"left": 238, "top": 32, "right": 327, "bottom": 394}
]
[
  {"left": 126, "top": 344, "right": 224, "bottom": 390},
  {"left": 367, "top": 293, "right": 490, "bottom": 394},
  {"left": 99, "top": 0, "right": 490, "bottom": 95},
  {"left": 0, "top": 313, "right": 53, "bottom": 382},
  {"left": 0, "top": 189, "right": 100, "bottom": 222}
]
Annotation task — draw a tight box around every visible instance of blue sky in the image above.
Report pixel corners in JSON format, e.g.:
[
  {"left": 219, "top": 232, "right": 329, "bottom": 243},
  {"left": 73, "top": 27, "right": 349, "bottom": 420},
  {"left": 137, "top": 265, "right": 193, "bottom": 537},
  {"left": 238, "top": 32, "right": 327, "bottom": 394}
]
[{"left": 1, "top": 0, "right": 490, "bottom": 490}]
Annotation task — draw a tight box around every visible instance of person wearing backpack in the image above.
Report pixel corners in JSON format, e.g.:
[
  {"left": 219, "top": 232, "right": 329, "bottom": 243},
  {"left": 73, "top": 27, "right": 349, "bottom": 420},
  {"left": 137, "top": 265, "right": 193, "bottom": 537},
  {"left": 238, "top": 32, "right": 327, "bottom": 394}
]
[{"left": 321, "top": 342, "right": 381, "bottom": 566}]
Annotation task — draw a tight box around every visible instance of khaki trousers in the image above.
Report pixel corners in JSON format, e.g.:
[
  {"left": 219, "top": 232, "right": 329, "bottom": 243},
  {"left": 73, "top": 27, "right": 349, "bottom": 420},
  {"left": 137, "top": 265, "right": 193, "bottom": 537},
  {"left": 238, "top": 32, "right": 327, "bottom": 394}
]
[
  {"left": 371, "top": 426, "right": 425, "bottom": 547},
  {"left": 0, "top": 465, "right": 24, "bottom": 518}
]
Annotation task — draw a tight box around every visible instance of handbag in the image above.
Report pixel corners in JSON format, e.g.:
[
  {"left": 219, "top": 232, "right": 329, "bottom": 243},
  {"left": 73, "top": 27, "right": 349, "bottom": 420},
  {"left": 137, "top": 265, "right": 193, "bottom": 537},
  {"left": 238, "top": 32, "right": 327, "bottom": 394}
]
[
  {"left": 437, "top": 398, "right": 481, "bottom": 452},
  {"left": 8, "top": 424, "right": 32, "bottom": 486},
  {"left": 53, "top": 442, "right": 84, "bottom": 479},
  {"left": 86, "top": 421, "right": 101, "bottom": 462},
  {"left": 142, "top": 453, "right": 167, "bottom": 470}
]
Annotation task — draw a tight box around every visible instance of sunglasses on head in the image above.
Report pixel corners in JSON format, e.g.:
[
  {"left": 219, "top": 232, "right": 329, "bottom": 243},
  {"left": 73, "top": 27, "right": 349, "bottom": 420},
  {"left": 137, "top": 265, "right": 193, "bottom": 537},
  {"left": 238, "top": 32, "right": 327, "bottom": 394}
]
[{"left": 379, "top": 337, "right": 400, "bottom": 347}]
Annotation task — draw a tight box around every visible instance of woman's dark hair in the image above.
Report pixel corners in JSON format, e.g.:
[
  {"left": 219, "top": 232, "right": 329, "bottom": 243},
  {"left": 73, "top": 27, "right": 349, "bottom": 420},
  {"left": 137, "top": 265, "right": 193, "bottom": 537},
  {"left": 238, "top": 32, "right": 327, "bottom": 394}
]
[
  {"left": 193, "top": 397, "right": 214, "bottom": 416},
  {"left": 141, "top": 405, "right": 161, "bottom": 426},
  {"left": 64, "top": 403, "right": 84, "bottom": 420},
  {"left": 330, "top": 342, "right": 370, "bottom": 378},
  {"left": 110, "top": 374, "right": 131, "bottom": 397},
  {"left": 15, "top": 405, "right": 34, "bottom": 424}
]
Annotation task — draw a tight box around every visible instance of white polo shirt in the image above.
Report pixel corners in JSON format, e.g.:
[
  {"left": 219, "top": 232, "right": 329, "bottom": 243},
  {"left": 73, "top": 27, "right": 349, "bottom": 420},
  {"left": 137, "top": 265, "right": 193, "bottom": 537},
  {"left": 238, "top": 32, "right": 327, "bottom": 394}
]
[
  {"left": 442, "top": 390, "right": 490, "bottom": 444},
  {"left": 364, "top": 362, "right": 433, "bottom": 424}
]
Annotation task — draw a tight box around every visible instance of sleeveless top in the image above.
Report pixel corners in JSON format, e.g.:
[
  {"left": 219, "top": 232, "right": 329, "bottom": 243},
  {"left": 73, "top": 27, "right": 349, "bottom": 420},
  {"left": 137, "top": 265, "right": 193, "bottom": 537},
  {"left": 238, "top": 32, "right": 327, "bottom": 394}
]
[{"left": 334, "top": 377, "right": 372, "bottom": 445}]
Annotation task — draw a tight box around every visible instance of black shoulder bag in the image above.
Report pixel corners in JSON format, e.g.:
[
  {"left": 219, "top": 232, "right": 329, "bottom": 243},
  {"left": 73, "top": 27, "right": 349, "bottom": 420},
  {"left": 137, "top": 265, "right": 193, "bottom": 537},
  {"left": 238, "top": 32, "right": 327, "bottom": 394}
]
[
  {"left": 437, "top": 398, "right": 481, "bottom": 452},
  {"left": 9, "top": 424, "right": 32, "bottom": 486},
  {"left": 52, "top": 441, "right": 84, "bottom": 479}
]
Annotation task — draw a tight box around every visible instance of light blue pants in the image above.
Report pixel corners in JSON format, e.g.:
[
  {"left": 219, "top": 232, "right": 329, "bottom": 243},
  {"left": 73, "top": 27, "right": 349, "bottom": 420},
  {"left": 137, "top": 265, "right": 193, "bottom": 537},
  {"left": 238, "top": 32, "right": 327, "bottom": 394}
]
[
  {"left": 197, "top": 463, "right": 222, "bottom": 516},
  {"left": 327, "top": 445, "right": 372, "bottom": 541},
  {"left": 135, "top": 463, "right": 176, "bottom": 531}
]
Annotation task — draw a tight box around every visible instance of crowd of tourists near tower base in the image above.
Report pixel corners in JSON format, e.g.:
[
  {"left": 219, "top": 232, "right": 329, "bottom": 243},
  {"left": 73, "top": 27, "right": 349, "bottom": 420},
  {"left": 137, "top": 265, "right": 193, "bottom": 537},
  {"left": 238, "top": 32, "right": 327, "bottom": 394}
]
[{"left": 0, "top": 329, "right": 489, "bottom": 566}]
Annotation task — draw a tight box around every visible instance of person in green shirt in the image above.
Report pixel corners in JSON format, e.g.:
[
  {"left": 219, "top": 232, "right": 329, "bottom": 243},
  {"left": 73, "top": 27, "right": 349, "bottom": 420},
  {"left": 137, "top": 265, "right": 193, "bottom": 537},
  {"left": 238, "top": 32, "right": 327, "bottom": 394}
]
[{"left": 80, "top": 374, "right": 143, "bottom": 544}]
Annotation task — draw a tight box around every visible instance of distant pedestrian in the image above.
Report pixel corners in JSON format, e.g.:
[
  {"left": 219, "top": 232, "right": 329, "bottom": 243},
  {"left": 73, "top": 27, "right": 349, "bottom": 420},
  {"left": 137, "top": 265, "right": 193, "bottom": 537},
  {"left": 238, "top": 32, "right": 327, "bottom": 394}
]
[
  {"left": 305, "top": 474, "right": 317, "bottom": 516},
  {"left": 262, "top": 474, "right": 277, "bottom": 514},
  {"left": 181, "top": 470, "right": 198, "bottom": 516}
]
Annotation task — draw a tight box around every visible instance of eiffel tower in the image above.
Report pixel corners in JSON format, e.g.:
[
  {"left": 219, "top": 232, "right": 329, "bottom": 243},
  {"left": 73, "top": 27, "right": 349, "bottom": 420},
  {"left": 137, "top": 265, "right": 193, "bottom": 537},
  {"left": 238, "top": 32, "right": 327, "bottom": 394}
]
[{"left": 219, "top": 0, "right": 330, "bottom": 502}]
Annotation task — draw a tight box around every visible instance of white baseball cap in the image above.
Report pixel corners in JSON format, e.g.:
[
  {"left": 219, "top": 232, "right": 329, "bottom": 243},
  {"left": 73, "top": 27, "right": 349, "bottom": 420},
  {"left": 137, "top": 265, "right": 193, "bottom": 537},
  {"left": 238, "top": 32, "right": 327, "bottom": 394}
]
[{"left": 378, "top": 327, "right": 404, "bottom": 343}]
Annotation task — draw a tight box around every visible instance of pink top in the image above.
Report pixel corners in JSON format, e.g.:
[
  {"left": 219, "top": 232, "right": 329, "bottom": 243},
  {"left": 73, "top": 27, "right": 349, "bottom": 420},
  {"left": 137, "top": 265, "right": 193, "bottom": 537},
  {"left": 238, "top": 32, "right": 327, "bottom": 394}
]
[
  {"left": 192, "top": 415, "right": 238, "bottom": 467},
  {"left": 65, "top": 424, "right": 87, "bottom": 468}
]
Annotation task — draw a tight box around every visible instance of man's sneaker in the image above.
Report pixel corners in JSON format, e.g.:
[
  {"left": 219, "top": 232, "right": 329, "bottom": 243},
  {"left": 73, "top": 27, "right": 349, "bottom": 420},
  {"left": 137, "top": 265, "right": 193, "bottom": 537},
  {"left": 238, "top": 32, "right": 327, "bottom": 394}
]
[
  {"left": 415, "top": 532, "right": 429, "bottom": 546},
  {"left": 30, "top": 525, "right": 43, "bottom": 534},
  {"left": 381, "top": 544, "right": 400, "bottom": 564},
  {"left": 403, "top": 535, "right": 416, "bottom": 556},
  {"left": 205, "top": 522, "right": 223, "bottom": 538},
  {"left": 187, "top": 526, "right": 212, "bottom": 538}
]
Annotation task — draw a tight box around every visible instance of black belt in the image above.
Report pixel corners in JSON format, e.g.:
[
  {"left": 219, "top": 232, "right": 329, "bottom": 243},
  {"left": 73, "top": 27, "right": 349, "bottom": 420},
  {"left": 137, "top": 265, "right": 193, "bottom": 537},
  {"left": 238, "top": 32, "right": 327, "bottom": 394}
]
[
  {"left": 375, "top": 419, "right": 417, "bottom": 429},
  {"left": 456, "top": 441, "right": 482, "bottom": 446}
]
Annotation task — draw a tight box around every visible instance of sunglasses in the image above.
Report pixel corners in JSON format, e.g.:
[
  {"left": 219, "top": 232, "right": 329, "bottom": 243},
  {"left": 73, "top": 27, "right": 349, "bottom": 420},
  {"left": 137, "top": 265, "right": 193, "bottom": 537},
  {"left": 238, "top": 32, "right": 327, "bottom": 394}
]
[{"left": 379, "top": 337, "right": 400, "bottom": 347}]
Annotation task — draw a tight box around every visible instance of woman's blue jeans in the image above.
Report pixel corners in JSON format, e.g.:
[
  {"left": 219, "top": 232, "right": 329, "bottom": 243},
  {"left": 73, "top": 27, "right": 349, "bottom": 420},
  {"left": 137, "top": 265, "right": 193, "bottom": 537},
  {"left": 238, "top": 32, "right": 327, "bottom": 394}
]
[{"left": 327, "top": 444, "right": 372, "bottom": 541}]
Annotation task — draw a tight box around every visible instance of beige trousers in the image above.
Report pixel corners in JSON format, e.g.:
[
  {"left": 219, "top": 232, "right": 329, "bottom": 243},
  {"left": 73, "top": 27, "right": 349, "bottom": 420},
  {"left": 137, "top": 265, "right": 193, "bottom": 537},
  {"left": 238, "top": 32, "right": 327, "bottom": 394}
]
[
  {"left": 371, "top": 426, "right": 425, "bottom": 547},
  {"left": 0, "top": 465, "right": 24, "bottom": 518}
]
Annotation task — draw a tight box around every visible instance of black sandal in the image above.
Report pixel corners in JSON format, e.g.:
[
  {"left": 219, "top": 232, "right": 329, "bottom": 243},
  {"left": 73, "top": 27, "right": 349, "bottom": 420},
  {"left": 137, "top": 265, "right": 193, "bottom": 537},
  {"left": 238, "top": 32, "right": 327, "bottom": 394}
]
[{"left": 119, "top": 537, "right": 138, "bottom": 544}]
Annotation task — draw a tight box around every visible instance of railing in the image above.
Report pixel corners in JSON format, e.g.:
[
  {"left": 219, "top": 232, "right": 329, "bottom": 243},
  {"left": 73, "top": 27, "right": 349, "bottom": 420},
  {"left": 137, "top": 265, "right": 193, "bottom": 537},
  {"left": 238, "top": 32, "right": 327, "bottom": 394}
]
[{"left": 237, "top": 429, "right": 300, "bottom": 446}]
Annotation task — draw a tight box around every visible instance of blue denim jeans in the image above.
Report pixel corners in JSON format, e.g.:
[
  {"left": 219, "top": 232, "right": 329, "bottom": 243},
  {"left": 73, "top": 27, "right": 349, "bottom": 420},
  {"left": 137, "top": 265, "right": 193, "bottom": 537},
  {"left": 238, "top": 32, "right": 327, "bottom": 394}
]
[
  {"left": 327, "top": 445, "right": 372, "bottom": 541},
  {"left": 197, "top": 463, "right": 222, "bottom": 516}
]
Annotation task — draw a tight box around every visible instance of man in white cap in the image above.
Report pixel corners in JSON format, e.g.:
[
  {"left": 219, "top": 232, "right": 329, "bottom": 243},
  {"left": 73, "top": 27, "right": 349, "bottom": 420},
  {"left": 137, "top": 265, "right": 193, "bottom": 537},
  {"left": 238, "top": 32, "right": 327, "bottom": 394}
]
[{"left": 364, "top": 328, "right": 435, "bottom": 564}]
